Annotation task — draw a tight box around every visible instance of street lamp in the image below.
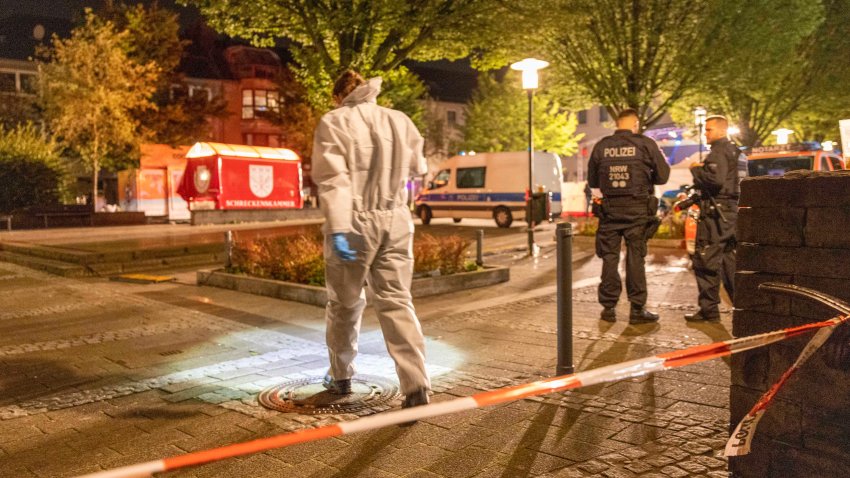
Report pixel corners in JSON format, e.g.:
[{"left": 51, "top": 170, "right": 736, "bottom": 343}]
[
  {"left": 772, "top": 128, "right": 794, "bottom": 145},
  {"left": 511, "top": 57, "right": 549, "bottom": 257},
  {"left": 693, "top": 107, "right": 707, "bottom": 162}
]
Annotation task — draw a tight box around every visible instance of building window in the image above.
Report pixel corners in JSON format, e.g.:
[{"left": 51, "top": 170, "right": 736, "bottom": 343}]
[
  {"left": 447, "top": 110, "right": 457, "bottom": 126},
  {"left": 0, "top": 70, "right": 37, "bottom": 95},
  {"left": 188, "top": 85, "right": 212, "bottom": 102},
  {"left": 19, "top": 73, "right": 37, "bottom": 94},
  {"left": 599, "top": 106, "right": 609, "bottom": 123},
  {"left": 0, "top": 72, "right": 15, "bottom": 93},
  {"left": 242, "top": 89, "right": 280, "bottom": 119},
  {"left": 577, "top": 109, "right": 587, "bottom": 125}
]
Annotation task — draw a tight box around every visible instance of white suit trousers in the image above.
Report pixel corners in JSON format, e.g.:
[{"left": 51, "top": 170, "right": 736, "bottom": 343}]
[{"left": 323, "top": 206, "right": 431, "bottom": 395}]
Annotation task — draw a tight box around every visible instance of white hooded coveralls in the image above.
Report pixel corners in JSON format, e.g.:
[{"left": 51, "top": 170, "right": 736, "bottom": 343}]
[{"left": 312, "top": 78, "right": 431, "bottom": 395}]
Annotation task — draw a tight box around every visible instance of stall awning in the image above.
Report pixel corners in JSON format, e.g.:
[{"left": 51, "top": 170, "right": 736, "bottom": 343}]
[{"left": 186, "top": 142, "right": 300, "bottom": 161}]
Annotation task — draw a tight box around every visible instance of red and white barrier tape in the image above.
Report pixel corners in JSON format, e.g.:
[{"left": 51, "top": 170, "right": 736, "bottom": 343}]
[
  {"left": 725, "top": 314, "right": 849, "bottom": 456},
  {"left": 74, "top": 316, "right": 847, "bottom": 478}
]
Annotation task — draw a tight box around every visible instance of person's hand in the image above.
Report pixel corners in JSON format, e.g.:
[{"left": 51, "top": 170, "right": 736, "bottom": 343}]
[{"left": 331, "top": 233, "right": 356, "bottom": 261}]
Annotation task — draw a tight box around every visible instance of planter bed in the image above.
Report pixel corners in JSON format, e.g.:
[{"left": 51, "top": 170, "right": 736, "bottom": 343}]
[{"left": 197, "top": 265, "right": 510, "bottom": 307}]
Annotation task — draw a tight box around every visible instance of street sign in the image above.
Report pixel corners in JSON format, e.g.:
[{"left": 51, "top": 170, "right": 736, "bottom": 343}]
[{"left": 840, "top": 119, "right": 850, "bottom": 159}]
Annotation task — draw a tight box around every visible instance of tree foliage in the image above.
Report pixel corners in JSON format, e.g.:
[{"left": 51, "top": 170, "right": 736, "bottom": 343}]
[
  {"left": 256, "top": 68, "right": 320, "bottom": 159},
  {"left": 722, "top": 0, "right": 849, "bottom": 146},
  {"left": 461, "top": 72, "right": 582, "bottom": 157},
  {"left": 101, "top": 1, "right": 229, "bottom": 146},
  {"left": 0, "top": 123, "right": 70, "bottom": 212},
  {"left": 39, "top": 9, "right": 158, "bottom": 204},
  {"left": 541, "top": 0, "right": 738, "bottom": 130},
  {"left": 665, "top": 0, "right": 846, "bottom": 147},
  {"left": 183, "top": 0, "right": 508, "bottom": 110}
]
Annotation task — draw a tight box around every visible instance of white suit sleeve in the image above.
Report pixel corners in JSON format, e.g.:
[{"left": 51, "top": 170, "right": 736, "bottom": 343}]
[
  {"left": 312, "top": 116, "right": 353, "bottom": 233},
  {"left": 408, "top": 119, "right": 427, "bottom": 176}
]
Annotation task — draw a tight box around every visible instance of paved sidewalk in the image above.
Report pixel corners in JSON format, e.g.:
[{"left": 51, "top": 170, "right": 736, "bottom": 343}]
[{"left": 0, "top": 242, "right": 733, "bottom": 477}]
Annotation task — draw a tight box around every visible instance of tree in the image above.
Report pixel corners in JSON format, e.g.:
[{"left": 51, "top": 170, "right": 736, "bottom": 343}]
[
  {"left": 541, "top": 0, "right": 734, "bottom": 130},
  {"left": 665, "top": 0, "right": 843, "bottom": 147},
  {"left": 0, "top": 96, "right": 41, "bottom": 130},
  {"left": 183, "top": 0, "right": 510, "bottom": 111},
  {"left": 725, "top": 0, "right": 850, "bottom": 146},
  {"left": 461, "top": 72, "right": 582, "bottom": 157},
  {"left": 101, "top": 1, "right": 229, "bottom": 146},
  {"left": 256, "top": 67, "right": 319, "bottom": 159},
  {"left": 0, "top": 123, "right": 70, "bottom": 212},
  {"left": 39, "top": 9, "right": 158, "bottom": 206}
]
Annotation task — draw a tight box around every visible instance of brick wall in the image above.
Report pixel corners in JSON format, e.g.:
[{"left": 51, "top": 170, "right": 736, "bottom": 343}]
[{"left": 732, "top": 170, "right": 850, "bottom": 477}]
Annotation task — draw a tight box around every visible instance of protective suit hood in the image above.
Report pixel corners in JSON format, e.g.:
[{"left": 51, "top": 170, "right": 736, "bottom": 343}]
[{"left": 341, "top": 77, "right": 382, "bottom": 106}]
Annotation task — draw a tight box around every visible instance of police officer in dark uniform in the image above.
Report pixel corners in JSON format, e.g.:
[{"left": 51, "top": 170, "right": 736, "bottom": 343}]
[
  {"left": 686, "top": 115, "right": 740, "bottom": 322},
  {"left": 588, "top": 109, "right": 670, "bottom": 324}
]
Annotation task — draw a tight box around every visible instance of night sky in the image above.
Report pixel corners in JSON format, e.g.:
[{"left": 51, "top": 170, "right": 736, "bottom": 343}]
[
  {"left": 0, "top": 1, "right": 196, "bottom": 20},
  {"left": 1, "top": 1, "right": 102, "bottom": 19}
]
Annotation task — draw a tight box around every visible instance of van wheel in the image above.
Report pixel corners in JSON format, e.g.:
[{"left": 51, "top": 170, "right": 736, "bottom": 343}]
[
  {"left": 419, "top": 205, "right": 432, "bottom": 225},
  {"left": 452, "top": 218, "right": 462, "bottom": 224},
  {"left": 493, "top": 207, "right": 513, "bottom": 228}
]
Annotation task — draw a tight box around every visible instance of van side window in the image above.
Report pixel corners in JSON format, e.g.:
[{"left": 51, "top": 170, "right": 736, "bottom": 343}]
[
  {"left": 829, "top": 156, "right": 843, "bottom": 171},
  {"left": 431, "top": 169, "right": 451, "bottom": 189},
  {"left": 820, "top": 156, "right": 830, "bottom": 171},
  {"left": 456, "top": 167, "right": 486, "bottom": 189}
]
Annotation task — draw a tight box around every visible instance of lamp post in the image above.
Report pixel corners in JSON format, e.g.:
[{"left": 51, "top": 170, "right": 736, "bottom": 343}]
[
  {"left": 510, "top": 57, "right": 549, "bottom": 257},
  {"left": 694, "top": 106, "right": 707, "bottom": 162}
]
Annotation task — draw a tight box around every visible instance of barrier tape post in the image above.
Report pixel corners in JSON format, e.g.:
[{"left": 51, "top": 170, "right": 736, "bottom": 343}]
[
  {"left": 476, "top": 229, "right": 484, "bottom": 267},
  {"left": 556, "top": 222, "right": 574, "bottom": 375},
  {"left": 224, "top": 230, "right": 233, "bottom": 269},
  {"left": 73, "top": 283, "right": 850, "bottom": 478}
]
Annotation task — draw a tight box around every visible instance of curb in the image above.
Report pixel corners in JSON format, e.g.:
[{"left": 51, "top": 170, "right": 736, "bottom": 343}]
[{"left": 198, "top": 265, "right": 511, "bottom": 306}]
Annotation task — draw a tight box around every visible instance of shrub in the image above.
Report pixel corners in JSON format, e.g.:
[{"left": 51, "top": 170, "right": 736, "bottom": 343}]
[
  {"left": 413, "top": 233, "right": 471, "bottom": 275},
  {"left": 0, "top": 123, "right": 70, "bottom": 213},
  {"left": 228, "top": 232, "right": 474, "bottom": 285},
  {"left": 229, "top": 233, "right": 325, "bottom": 286},
  {"left": 576, "top": 218, "right": 599, "bottom": 236}
]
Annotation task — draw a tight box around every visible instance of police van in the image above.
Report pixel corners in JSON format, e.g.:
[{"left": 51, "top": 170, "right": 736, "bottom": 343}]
[{"left": 415, "top": 151, "right": 563, "bottom": 228}]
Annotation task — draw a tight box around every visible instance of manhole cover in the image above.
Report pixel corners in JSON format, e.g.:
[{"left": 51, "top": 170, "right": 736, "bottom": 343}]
[{"left": 258, "top": 374, "right": 401, "bottom": 415}]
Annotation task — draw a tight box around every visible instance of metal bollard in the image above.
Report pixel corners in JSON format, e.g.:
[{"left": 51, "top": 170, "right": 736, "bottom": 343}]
[
  {"left": 476, "top": 229, "right": 484, "bottom": 267},
  {"left": 224, "top": 230, "right": 233, "bottom": 269},
  {"left": 556, "top": 222, "right": 574, "bottom": 375}
]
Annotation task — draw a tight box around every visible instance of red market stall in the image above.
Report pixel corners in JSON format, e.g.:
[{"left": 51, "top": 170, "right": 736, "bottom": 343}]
[{"left": 178, "top": 142, "right": 303, "bottom": 210}]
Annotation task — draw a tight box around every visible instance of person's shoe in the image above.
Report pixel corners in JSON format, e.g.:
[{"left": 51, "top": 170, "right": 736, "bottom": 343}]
[
  {"left": 629, "top": 306, "right": 659, "bottom": 324},
  {"left": 402, "top": 388, "right": 430, "bottom": 409},
  {"left": 685, "top": 311, "right": 720, "bottom": 323},
  {"left": 600, "top": 308, "right": 616, "bottom": 323},
  {"left": 322, "top": 374, "right": 352, "bottom": 395},
  {"left": 400, "top": 388, "right": 430, "bottom": 426}
]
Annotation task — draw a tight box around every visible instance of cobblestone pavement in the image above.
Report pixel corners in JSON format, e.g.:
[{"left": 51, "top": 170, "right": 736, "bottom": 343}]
[{"left": 0, "top": 238, "right": 734, "bottom": 478}]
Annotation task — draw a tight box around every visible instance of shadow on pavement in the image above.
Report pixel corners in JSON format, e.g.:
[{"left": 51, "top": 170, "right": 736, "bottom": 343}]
[
  {"left": 324, "top": 426, "right": 405, "bottom": 478},
  {"left": 0, "top": 357, "right": 96, "bottom": 406},
  {"left": 500, "top": 402, "right": 559, "bottom": 478}
]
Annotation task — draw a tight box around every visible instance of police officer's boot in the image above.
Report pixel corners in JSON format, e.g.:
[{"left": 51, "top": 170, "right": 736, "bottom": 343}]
[
  {"left": 322, "top": 373, "right": 352, "bottom": 395},
  {"left": 629, "top": 305, "right": 659, "bottom": 324},
  {"left": 684, "top": 311, "right": 720, "bottom": 323},
  {"left": 600, "top": 307, "right": 616, "bottom": 323}
]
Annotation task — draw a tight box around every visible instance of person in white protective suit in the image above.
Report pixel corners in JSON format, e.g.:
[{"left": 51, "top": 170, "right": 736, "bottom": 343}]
[{"left": 312, "top": 70, "right": 431, "bottom": 410}]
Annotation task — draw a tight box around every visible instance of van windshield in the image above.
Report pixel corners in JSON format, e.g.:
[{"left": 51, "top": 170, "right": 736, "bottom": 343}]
[
  {"left": 747, "top": 155, "right": 813, "bottom": 177},
  {"left": 430, "top": 169, "right": 450, "bottom": 189}
]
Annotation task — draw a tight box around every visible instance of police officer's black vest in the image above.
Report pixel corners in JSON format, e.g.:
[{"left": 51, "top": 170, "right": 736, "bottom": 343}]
[{"left": 596, "top": 134, "right": 653, "bottom": 198}]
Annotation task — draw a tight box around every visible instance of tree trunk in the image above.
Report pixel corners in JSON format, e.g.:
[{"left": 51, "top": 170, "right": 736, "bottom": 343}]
[{"left": 91, "top": 159, "right": 99, "bottom": 211}]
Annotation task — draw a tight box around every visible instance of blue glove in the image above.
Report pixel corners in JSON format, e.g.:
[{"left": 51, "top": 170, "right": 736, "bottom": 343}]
[{"left": 331, "top": 233, "right": 356, "bottom": 261}]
